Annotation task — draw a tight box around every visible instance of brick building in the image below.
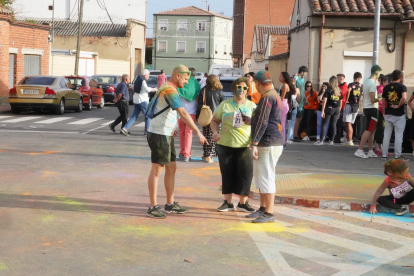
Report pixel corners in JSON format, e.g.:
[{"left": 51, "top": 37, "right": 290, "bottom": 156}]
[
  {"left": 232, "top": 0, "right": 295, "bottom": 73},
  {"left": 0, "top": 6, "right": 50, "bottom": 105}
]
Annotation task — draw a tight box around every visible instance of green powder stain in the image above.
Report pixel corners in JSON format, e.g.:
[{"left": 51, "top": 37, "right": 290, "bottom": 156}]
[
  {"left": 40, "top": 215, "right": 55, "bottom": 222},
  {"left": 0, "top": 262, "right": 8, "bottom": 270},
  {"left": 54, "top": 196, "right": 87, "bottom": 211}
]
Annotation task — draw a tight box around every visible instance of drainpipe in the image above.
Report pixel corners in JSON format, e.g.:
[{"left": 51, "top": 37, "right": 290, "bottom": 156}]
[
  {"left": 402, "top": 22, "right": 411, "bottom": 84},
  {"left": 318, "top": 15, "right": 325, "bottom": 90}
]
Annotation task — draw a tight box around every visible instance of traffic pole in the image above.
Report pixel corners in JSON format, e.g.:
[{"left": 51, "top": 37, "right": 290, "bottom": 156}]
[
  {"left": 372, "top": 0, "right": 380, "bottom": 65},
  {"left": 74, "top": 0, "right": 85, "bottom": 75}
]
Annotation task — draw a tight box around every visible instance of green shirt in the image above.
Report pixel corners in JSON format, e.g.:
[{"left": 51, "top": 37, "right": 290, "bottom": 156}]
[{"left": 213, "top": 98, "right": 256, "bottom": 148}]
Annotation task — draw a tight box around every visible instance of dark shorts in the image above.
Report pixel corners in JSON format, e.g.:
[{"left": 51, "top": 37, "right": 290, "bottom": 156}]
[
  {"left": 147, "top": 132, "right": 176, "bottom": 165},
  {"left": 363, "top": 108, "right": 378, "bottom": 132},
  {"left": 411, "top": 117, "right": 414, "bottom": 141},
  {"left": 296, "top": 108, "right": 304, "bottom": 119}
]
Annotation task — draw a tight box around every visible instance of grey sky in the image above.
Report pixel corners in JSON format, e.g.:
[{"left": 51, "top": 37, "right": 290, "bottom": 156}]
[{"left": 146, "top": 0, "right": 234, "bottom": 37}]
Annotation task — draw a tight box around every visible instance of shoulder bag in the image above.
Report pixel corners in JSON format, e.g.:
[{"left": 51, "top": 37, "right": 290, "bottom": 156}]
[{"left": 197, "top": 88, "right": 213, "bottom": 127}]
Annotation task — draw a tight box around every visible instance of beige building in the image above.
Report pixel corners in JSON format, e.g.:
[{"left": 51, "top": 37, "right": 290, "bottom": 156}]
[
  {"left": 289, "top": 0, "right": 414, "bottom": 93},
  {"left": 37, "top": 19, "right": 146, "bottom": 78}
]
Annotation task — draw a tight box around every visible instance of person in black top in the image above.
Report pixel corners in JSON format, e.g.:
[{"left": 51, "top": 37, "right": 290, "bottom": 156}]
[
  {"left": 381, "top": 70, "right": 408, "bottom": 160},
  {"left": 314, "top": 76, "right": 342, "bottom": 146},
  {"left": 342, "top": 72, "right": 362, "bottom": 145},
  {"left": 316, "top": 82, "right": 329, "bottom": 142},
  {"left": 109, "top": 74, "right": 130, "bottom": 133},
  {"left": 196, "top": 74, "right": 224, "bottom": 163}
]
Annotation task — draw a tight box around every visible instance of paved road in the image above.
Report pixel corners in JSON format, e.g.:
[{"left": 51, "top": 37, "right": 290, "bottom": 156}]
[{"left": 1, "top": 106, "right": 414, "bottom": 275}]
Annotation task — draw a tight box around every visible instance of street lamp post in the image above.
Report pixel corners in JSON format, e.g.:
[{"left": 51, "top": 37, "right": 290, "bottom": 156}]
[
  {"left": 373, "top": 0, "right": 381, "bottom": 65},
  {"left": 74, "top": 0, "right": 85, "bottom": 75}
]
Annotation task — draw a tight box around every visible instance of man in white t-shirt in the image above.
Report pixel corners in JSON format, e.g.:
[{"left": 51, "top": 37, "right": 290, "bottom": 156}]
[
  {"left": 199, "top": 73, "right": 208, "bottom": 90},
  {"left": 355, "top": 65, "right": 382, "bottom": 159}
]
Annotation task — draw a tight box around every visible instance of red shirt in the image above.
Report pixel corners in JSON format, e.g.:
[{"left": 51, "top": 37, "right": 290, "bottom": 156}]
[
  {"left": 338, "top": 82, "right": 348, "bottom": 110},
  {"left": 157, "top": 74, "right": 167, "bottom": 88}
]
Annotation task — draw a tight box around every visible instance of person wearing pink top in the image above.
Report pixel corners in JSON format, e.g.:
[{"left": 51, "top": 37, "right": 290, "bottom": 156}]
[
  {"left": 374, "top": 74, "right": 390, "bottom": 156},
  {"left": 157, "top": 69, "right": 167, "bottom": 88}
]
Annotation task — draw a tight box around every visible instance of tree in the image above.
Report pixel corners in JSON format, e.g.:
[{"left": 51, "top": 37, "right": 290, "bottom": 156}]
[{"left": 0, "top": 0, "right": 14, "bottom": 8}]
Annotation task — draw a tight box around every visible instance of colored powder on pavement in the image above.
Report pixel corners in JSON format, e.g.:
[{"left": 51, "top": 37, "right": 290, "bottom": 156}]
[
  {"left": 40, "top": 215, "right": 55, "bottom": 222},
  {"left": 42, "top": 171, "right": 60, "bottom": 178},
  {"left": 0, "top": 262, "right": 8, "bottom": 270},
  {"left": 358, "top": 212, "right": 413, "bottom": 223},
  {"left": 112, "top": 225, "right": 185, "bottom": 236},
  {"left": 55, "top": 196, "right": 83, "bottom": 206},
  {"left": 225, "top": 223, "right": 307, "bottom": 234},
  {"left": 25, "top": 151, "right": 57, "bottom": 155}
]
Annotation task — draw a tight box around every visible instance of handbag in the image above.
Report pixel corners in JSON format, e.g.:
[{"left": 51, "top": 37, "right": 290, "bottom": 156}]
[{"left": 197, "top": 88, "right": 213, "bottom": 127}]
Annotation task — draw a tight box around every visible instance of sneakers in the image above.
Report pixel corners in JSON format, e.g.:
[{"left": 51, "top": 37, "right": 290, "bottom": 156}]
[
  {"left": 286, "top": 139, "right": 293, "bottom": 144},
  {"left": 202, "top": 156, "right": 214, "bottom": 163},
  {"left": 164, "top": 202, "right": 188, "bottom": 214},
  {"left": 183, "top": 157, "right": 191, "bottom": 162},
  {"left": 328, "top": 140, "right": 334, "bottom": 146},
  {"left": 395, "top": 156, "right": 410, "bottom": 161},
  {"left": 302, "top": 136, "right": 310, "bottom": 141},
  {"left": 252, "top": 214, "right": 275, "bottom": 223},
  {"left": 120, "top": 128, "right": 129, "bottom": 136},
  {"left": 341, "top": 141, "right": 354, "bottom": 146},
  {"left": 293, "top": 136, "right": 302, "bottom": 142},
  {"left": 396, "top": 207, "right": 408, "bottom": 216},
  {"left": 147, "top": 205, "right": 166, "bottom": 219},
  {"left": 355, "top": 150, "right": 369, "bottom": 159},
  {"left": 109, "top": 124, "right": 115, "bottom": 133},
  {"left": 367, "top": 150, "right": 378, "bottom": 158},
  {"left": 340, "top": 137, "right": 347, "bottom": 143},
  {"left": 178, "top": 153, "right": 185, "bottom": 160},
  {"left": 381, "top": 156, "right": 388, "bottom": 160},
  {"left": 236, "top": 201, "right": 255, "bottom": 213},
  {"left": 314, "top": 141, "right": 324, "bottom": 146},
  {"left": 246, "top": 210, "right": 264, "bottom": 218},
  {"left": 217, "top": 200, "right": 235, "bottom": 212},
  {"left": 316, "top": 135, "right": 320, "bottom": 141}
]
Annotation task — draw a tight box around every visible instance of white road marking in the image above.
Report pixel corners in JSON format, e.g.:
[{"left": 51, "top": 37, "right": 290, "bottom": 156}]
[
  {"left": 0, "top": 130, "right": 78, "bottom": 134},
  {"left": 68, "top": 118, "right": 103, "bottom": 125},
  {"left": 342, "top": 211, "right": 414, "bottom": 231},
  {"left": 135, "top": 122, "right": 145, "bottom": 127},
  {"left": 0, "top": 117, "right": 42, "bottom": 123},
  {"left": 34, "top": 117, "right": 74, "bottom": 124},
  {"left": 0, "top": 116, "right": 13, "bottom": 120},
  {"left": 101, "top": 120, "right": 113, "bottom": 126}
]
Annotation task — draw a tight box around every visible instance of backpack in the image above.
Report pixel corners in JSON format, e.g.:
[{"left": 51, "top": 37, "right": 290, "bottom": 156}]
[
  {"left": 197, "top": 88, "right": 213, "bottom": 127},
  {"left": 145, "top": 92, "right": 170, "bottom": 119}
]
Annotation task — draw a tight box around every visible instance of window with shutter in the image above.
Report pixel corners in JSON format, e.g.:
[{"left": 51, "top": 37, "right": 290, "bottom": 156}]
[
  {"left": 197, "top": 21, "right": 207, "bottom": 32},
  {"left": 159, "top": 19, "right": 168, "bottom": 31},
  {"left": 177, "top": 41, "right": 186, "bottom": 53},
  {"left": 158, "top": 41, "right": 167, "bottom": 52},
  {"left": 196, "top": 42, "right": 206, "bottom": 54},
  {"left": 177, "top": 19, "right": 187, "bottom": 31}
]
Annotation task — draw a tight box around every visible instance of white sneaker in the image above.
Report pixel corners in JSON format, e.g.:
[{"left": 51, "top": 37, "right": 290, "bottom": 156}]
[
  {"left": 341, "top": 141, "right": 354, "bottom": 146},
  {"left": 314, "top": 141, "right": 324, "bottom": 146},
  {"left": 302, "top": 136, "right": 310, "bottom": 141},
  {"left": 355, "top": 150, "right": 369, "bottom": 159},
  {"left": 287, "top": 139, "right": 293, "bottom": 144},
  {"left": 367, "top": 150, "right": 378, "bottom": 158},
  {"left": 316, "top": 135, "right": 320, "bottom": 141},
  {"left": 340, "top": 137, "right": 346, "bottom": 143},
  {"left": 328, "top": 141, "right": 334, "bottom": 146}
]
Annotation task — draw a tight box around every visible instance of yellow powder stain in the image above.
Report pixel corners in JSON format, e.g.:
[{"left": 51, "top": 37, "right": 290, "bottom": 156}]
[
  {"left": 54, "top": 196, "right": 87, "bottom": 211},
  {"left": 23, "top": 192, "right": 30, "bottom": 195},
  {"left": 40, "top": 215, "right": 55, "bottom": 222},
  {"left": 42, "top": 171, "right": 60, "bottom": 178},
  {"left": 25, "top": 151, "right": 57, "bottom": 155},
  {"left": 106, "top": 259, "right": 111, "bottom": 262},
  {"left": 186, "top": 166, "right": 220, "bottom": 179},
  {"left": 225, "top": 223, "right": 307, "bottom": 234},
  {"left": 43, "top": 243, "right": 50, "bottom": 246},
  {"left": 112, "top": 225, "right": 185, "bottom": 236},
  {"left": 0, "top": 262, "right": 8, "bottom": 270}
]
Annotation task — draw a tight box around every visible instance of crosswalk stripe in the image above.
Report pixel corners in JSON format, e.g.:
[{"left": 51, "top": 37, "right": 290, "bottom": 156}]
[
  {"left": 101, "top": 120, "right": 112, "bottom": 126},
  {"left": 274, "top": 206, "right": 414, "bottom": 245},
  {"left": 135, "top": 122, "right": 145, "bottom": 127},
  {"left": 342, "top": 211, "right": 414, "bottom": 231},
  {"left": 0, "top": 117, "right": 42, "bottom": 123},
  {"left": 34, "top": 117, "right": 74, "bottom": 124},
  {"left": 0, "top": 116, "right": 13, "bottom": 120},
  {"left": 68, "top": 118, "right": 103, "bottom": 125}
]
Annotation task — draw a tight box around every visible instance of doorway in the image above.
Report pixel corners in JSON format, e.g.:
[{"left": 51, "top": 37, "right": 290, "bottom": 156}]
[{"left": 135, "top": 48, "right": 142, "bottom": 78}]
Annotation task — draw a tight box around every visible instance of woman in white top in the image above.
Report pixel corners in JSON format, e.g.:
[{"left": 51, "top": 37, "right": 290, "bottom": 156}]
[
  {"left": 121, "top": 69, "right": 156, "bottom": 136},
  {"left": 286, "top": 78, "right": 300, "bottom": 144}
]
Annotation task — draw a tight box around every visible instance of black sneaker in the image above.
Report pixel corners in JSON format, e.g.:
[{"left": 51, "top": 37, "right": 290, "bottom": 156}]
[
  {"left": 293, "top": 136, "right": 302, "bottom": 142},
  {"left": 109, "top": 124, "right": 115, "bottom": 133},
  {"left": 147, "top": 205, "right": 166, "bottom": 219},
  {"left": 381, "top": 156, "right": 388, "bottom": 161},
  {"left": 164, "top": 202, "right": 188, "bottom": 214},
  {"left": 217, "top": 200, "right": 235, "bottom": 212},
  {"left": 236, "top": 201, "right": 255, "bottom": 213},
  {"left": 395, "top": 156, "right": 410, "bottom": 161},
  {"left": 396, "top": 207, "right": 408, "bottom": 216}
]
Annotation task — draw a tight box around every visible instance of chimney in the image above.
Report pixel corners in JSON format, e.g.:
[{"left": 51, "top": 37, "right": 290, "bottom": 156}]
[{"left": 208, "top": 5, "right": 210, "bottom": 11}]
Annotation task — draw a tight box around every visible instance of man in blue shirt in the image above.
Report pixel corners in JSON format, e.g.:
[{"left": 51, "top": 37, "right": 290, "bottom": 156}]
[
  {"left": 109, "top": 74, "right": 130, "bottom": 133},
  {"left": 293, "top": 66, "right": 308, "bottom": 142}
]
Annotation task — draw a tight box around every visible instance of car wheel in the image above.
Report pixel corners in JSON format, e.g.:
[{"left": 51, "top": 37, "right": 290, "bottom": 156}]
[
  {"left": 85, "top": 97, "right": 92, "bottom": 111},
  {"left": 11, "top": 106, "right": 20, "bottom": 114},
  {"left": 75, "top": 98, "right": 83, "bottom": 113},
  {"left": 97, "top": 97, "right": 105, "bottom": 109},
  {"left": 55, "top": 99, "right": 65, "bottom": 115}
]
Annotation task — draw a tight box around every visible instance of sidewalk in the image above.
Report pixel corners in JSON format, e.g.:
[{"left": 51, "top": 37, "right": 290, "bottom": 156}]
[
  {"left": 0, "top": 104, "right": 10, "bottom": 113},
  {"left": 249, "top": 173, "right": 414, "bottom": 213}
]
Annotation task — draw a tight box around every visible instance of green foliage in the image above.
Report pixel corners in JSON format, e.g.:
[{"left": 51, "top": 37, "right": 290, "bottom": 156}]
[
  {"left": 0, "top": 0, "right": 14, "bottom": 8},
  {"left": 25, "top": 18, "right": 36, "bottom": 23}
]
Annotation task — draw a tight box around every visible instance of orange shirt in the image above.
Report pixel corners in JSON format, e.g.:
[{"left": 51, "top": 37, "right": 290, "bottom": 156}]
[
  {"left": 249, "top": 81, "right": 261, "bottom": 104},
  {"left": 304, "top": 90, "right": 318, "bottom": 110}
]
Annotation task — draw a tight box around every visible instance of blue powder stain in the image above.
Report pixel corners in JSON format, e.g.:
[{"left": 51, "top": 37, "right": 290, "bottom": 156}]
[{"left": 358, "top": 212, "right": 413, "bottom": 223}]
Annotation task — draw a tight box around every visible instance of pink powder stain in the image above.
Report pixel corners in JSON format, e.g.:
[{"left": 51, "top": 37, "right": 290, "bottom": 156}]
[{"left": 206, "top": 182, "right": 221, "bottom": 186}]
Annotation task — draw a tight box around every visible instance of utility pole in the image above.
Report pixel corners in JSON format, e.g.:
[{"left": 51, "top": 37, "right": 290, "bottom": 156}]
[
  {"left": 372, "top": 0, "right": 380, "bottom": 65},
  {"left": 74, "top": 0, "right": 85, "bottom": 75}
]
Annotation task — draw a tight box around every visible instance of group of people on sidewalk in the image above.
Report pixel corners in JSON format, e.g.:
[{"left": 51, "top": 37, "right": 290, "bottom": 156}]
[{"left": 107, "top": 63, "right": 414, "bottom": 221}]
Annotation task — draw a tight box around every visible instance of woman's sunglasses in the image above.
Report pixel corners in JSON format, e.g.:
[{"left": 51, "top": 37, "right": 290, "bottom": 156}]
[
  {"left": 237, "top": 85, "right": 248, "bottom": 91},
  {"left": 306, "top": 85, "right": 312, "bottom": 87}
]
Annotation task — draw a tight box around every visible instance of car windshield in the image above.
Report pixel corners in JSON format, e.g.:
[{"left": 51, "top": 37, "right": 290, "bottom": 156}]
[
  {"left": 66, "top": 78, "right": 86, "bottom": 86},
  {"left": 19, "top": 77, "right": 56, "bottom": 85},
  {"left": 220, "top": 80, "right": 233, "bottom": 92},
  {"left": 147, "top": 76, "right": 158, "bottom": 86},
  {"left": 93, "top": 76, "right": 118, "bottom": 84}
]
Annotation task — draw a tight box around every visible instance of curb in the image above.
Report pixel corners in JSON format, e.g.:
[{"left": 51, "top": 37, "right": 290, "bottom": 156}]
[{"left": 249, "top": 191, "right": 414, "bottom": 213}]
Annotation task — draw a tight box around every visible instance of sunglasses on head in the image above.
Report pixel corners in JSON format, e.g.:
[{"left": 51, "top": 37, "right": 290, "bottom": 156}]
[{"left": 237, "top": 85, "right": 248, "bottom": 91}]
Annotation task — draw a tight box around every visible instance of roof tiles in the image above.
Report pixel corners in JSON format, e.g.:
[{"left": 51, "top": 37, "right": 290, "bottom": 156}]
[
  {"left": 255, "top": 25, "right": 290, "bottom": 53},
  {"left": 155, "top": 6, "right": 231, "bottom": 19},
  {"left": 310, "top": 0, "right": 414, "bottom": 18}
]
